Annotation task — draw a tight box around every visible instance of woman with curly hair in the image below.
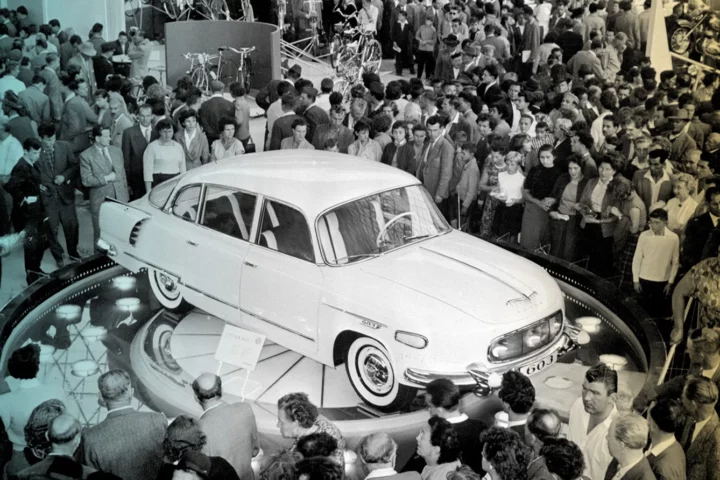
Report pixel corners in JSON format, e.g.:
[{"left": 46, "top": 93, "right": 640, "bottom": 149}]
[
  {"left": 415, "top": 416, "right": 461, "bottom": 480},
  {"left": 664, "top": 172, "right": 698, "bottom": 236},
  {"left": 480, "top": 427, "right": 531, "bottom": 480},
  {"left": 259, "top": 451, "right": 302, "bottom": 480},
  {"left": 155, "top": 415, "right": 239, "bottom": 480},
  {"left": 276, "top": 393, "right": 345, "bottom": 466},
  {"left": 23, "top": 399, "right": 66, "bottom": 465}
]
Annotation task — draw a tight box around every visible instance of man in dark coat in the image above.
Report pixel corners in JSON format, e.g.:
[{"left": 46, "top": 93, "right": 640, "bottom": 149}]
[
  {"left": 300, "top": 86, "right": 329, "bottom": 143},
  {"left": 198, "top": 80, "right": 235, "bottom": 146},
  {"left": 92, "top": 42, "right": 116, "bottom": 90},
  {"left": 269, "top": 91, "right": 302, "bottom": 150},
  {"left": 392, "top": 9, "right": 414, "bottom": 75},
  {"left": 380, "top": 122, "right": 417, "bottom": 175},
  {"left": 681, "top": 187, "right": 720, "bottom": 273},
  {"left": 77, "top": 370, "right": 166, "bottom": 480},
  {"left": 121, "top": 104, "right": 158, "bottom": 200}
]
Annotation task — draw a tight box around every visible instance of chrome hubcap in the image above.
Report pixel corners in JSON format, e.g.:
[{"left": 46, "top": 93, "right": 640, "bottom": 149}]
[
  {"left": 157, "top": 272, "right": 177, "bottom": 296},
  {"left": 359, "top": 347, "right": 392, "bottom": 394}
]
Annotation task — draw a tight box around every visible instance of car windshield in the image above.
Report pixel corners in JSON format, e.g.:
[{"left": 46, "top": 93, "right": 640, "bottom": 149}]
[
  {"left": 148, "top": 177, "right": 181, "bottom": 209},
  {"left": 318, "top": 185, "right": 450, "bottom": 265}
]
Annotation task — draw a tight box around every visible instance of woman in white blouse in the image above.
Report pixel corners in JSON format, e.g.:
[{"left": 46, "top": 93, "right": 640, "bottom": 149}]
[
  {"left": 143, "top": 119, "right": 186, "bottom": 193},
  {"left": 664, "top": 172, "right": 698, "bottom": 236},
  {"left": 416, "top": 416, "right": 461, "bottom": 480},
  {"left": 210, "top": 117, "right": 244, "bottom": 161}
]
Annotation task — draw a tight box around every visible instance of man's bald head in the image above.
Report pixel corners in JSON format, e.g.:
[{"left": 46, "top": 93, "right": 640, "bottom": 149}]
[
  {"left": 526, "top": 408, "right": 561, "bottom": 445},
  {"left": 707, "top": 133, "right": 720, "bottom": 151},
  {"left": 358, "top": 432, "right": 397, "bottom": 465},
  {"left": 48, "top": 414, "right": 81, "bottom": 445},
  {"left": 192, "top": 373, "right": 222, "bottom": 403}
]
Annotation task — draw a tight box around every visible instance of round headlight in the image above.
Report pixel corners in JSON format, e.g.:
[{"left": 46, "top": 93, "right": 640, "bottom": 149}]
[
  {"left": 525, "top": 334, "right": 542, "bottom": 348},
  {"left": 491, "top": 343, "right": 509, "bottom": 359},
  {"left": 549, "top": 315, "right": 563, "bottom": 336}
]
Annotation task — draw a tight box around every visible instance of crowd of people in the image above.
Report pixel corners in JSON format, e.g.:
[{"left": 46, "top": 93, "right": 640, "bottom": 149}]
[{"left": 2, "top": 340, "right": 720, "bottom": 480}]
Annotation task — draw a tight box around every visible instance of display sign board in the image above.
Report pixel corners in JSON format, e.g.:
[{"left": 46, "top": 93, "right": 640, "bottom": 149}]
[{"left": 215, "top": 325, "right": 266, "bottom": 371}]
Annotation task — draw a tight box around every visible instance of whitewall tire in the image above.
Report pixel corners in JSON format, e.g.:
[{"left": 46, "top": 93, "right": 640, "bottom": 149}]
[
  {"left": 148, "top": 267, "right": 189, "bottom": 311},
  {"left": 345, "top": 336, "right": 417, "bottom": 412}
]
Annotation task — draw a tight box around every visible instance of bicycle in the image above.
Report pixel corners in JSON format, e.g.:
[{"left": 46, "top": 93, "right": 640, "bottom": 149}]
[
  {"left": 218, "top": 46, "right": 256, "bottom": 92},
  {"left": 183, "top": 52, "right": 217, "bottom": 94},
  {"left": 331, "top": 24, "right": 382, "bottom": 77}
]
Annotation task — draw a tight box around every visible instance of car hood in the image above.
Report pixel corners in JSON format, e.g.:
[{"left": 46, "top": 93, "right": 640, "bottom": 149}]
[{"left": 358, "top": 231, "right": 559, "bottom": 325}]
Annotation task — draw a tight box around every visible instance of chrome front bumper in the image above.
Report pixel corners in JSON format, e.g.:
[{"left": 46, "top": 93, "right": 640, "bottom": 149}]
[{"left": 404, "top": 326, "right": 583, "bottom": 396}]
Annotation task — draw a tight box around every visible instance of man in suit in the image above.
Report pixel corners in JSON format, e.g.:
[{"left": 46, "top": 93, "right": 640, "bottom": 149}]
[
  {"left": 300, "top": 86, "right": 329, "bottom": 143},
  {"left": 18, "top": 74, "right": 50, "bottom": 126},
  {"left": 478, "top": 64, "right": 503, "bottom": 105},
  {"left": 113, "top": 32, "right": 130, "bottom": 56},
  {"left": 80, "top": 125, "right": 129, "bottom": 248},
  {"left": 39, "top": 53, "right": 62, "bottom": 124},
  {"left": 128, "top": 29, "right": 152, "bottom": 80},
  {"left": 193, "top": 373, "right": 259, "bottom": 480},
  {"left": 416, "top": 115, "right": 454, "bottom": 218},
  {"left": 68, "top": 42, "right": 97, "bottom": 100},
  {"left": 479, "top": 24, "right": 510, "bottom": 62},
  {"left": 646, "top": 398, "right": 686, "bottom": 480},
  {"left": 567, "top": 40, "right": 606, "bottom": 83},
  {"left": 93, "top": 42, "right": 116, "bottom": 90},
  {"left": 121, "top": 103, "right": 156, "bottom": 200},
  {"left": 433, "top": 34, "right": 460, "bottom": 83},
  {"left": 109, "top": 100, "right": 133, "bottom": 148},
  {"left": 361, "top": 432, "right": 420, "bottom": 480},
  {"left": 498, "top": 371, "right": 535, "bottom": 437},
  {"left": 525, "top": 409, "right": 562, "bottom": 480},
  {"left": 59, "top": 34, "right": 81, "bottom": 72},
  {"left": 312, "top": 105, "right": 354, "bottom": 152},
  {"left": 517, "top": 6, "right": 542, "bottom": 80},
  {"left": 199, "top": 80, "right": 234, "bottom": 146},
  {"left": 77, "top": 370, "right": 166, "bottom": 480},
  {"left": 442, "top": 96, "right": 473, "bottom": 145},
  {"left": 682, "top": 187, "right": 720, "bottom": 273},
  {"left": 604, "top": 413, "right": 655, "bottom": 480},
  {"left": 270, "top": 91, "right": 302, "bottom": 151},
  {"left": 281, "top": 118, "right": 315, "bottom": 150},
  {"left": 17, "top": 414, "right": 96, "bottom": 479},
  {"left": 632, "top": 154, "right": 675, "bottom": 213},
  {"left": 392, "top": 9, "right": 415, "bottom": 76},
  {"left": 682, "top": 376, "right": 720, "bottom": 480},
  {"left": 60, "top": 78, "right": 99, "bottom": 154},
  {"left": 37, "top": 124, "right": 80, "bottom": 266}
]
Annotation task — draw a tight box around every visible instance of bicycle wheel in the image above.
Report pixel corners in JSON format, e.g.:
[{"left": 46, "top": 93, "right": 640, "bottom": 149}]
[
  {"left": 336, "top": 45, "right": 358, "bottom": 77},
  {"left": 219, "top": 60, "right": 239, "bottom": 88},
  {"left": 362, "top": 39, "right": 382, "bottom": 74},
  {"left": 190, "top": 67, "right": 208, "bottom": 94},
  {"left": 333, "top": 78, "right": 352, "bottom": 106},
  {"left": 124, "top": 0, "right": 139, "bottom": 17}
]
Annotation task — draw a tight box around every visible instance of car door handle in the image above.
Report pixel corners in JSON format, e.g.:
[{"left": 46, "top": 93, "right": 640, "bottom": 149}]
[
  {"left": 244, "top": 261, "right": 257, "bottom": 268},
  {"left": 186, "top": 240, "right": 199, "bottom": 246}
]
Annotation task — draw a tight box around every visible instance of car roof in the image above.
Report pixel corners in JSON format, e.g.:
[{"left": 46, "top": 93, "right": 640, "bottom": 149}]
[{"left": 179, "top": 151, "right": 421, "bottom": 217}]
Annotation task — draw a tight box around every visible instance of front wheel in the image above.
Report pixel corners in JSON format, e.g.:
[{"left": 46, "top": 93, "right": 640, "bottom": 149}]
[
  {"left": 670, "top": 27, "right": 692, "bottom": 54},
  {"left": 345, "top": 336, "right": 417, "bottom": 412},
  {"left": 362, "top": 39, "right": 383, "bottom": 74},
  {"left": 329, "top": 35, "right": 343, "bottom": 68},
  {"left": 148, "top": 267, "right": 192, "bottom": 312}
]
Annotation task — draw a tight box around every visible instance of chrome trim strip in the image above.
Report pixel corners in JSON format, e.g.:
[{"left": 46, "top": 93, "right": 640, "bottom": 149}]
[
  {"left": 125, "top": 252, "right": 182, "bottom": 279},
  {"left": 182, "top": 283, "right": 240, "bottom": 309},
  {"left": 239, "top": 307, "right": 316, "bottom": 342},
  {"left": 323, "top": 303, "right": 388, "bottom": 329}
]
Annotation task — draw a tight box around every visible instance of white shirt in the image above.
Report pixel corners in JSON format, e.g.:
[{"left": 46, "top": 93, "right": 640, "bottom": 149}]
[
  {"left": 0, "top": 74, "right": 26, "bottom": 100},
  {"left": 644, "top": 169, "right": 671, "bottom": 207},
  {"left": 183, "top": 128, "right": 197, "bottom": 148},
  {"left": 498, "top": 171, "right": 525, "bottom": 201},
  {"left": 366, "top": 468, "right": 398, "bottom": 480},
  {"left": 590, "top": 179, "right": 610, "bottom": 212},
  {"left": 710, "top": 212, "right": 719, "bottom": 228},
  {"left": 646, "top": 437, "right": 678, "bottom": 457},
  {"left": 612, "top": 457, "right": 643, "bottom": 480},
  {"left": 568, "top": 397, "right": 617, "bottom": 480},
  {"left": 140, "top": 124, "right": 153, "bottom": 142},
  {"left": 591, "top": 111, "right": 612, "bottom": 149},
  {"left": 0, "top": 134, "right": 23, "bottom": 176},
  {"left": 702, "top": 363, "right": 720, "bottom": 380},
  {"left": 359, "top": 5, "right": 379, "bottom": 32},
  {"left": 446, "top": 413, "right": 469, "bottom": 424},
  {"left": 632, "top": 227, "right": 679, "bottom": 283},
  {"left": 694, "top": 415, "right": 712, "bottom": 442},
  {"left": 315, "top": 93, "right": 331, "bottom": 113}
]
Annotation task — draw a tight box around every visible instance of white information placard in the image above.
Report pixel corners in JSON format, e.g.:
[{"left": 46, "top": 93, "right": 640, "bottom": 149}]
[{"left": 214, "top": 324, "right": 266, "bottom": 371}]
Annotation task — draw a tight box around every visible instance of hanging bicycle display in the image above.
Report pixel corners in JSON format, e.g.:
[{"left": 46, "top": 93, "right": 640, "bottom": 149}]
[{"left": 183, "top": 45, "right": 255, "bottom": 94}]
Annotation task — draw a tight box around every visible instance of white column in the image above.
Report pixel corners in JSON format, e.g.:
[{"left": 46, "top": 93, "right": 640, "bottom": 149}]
[{"left": 646, "top": 0, "right": 672, "bottom": 80}]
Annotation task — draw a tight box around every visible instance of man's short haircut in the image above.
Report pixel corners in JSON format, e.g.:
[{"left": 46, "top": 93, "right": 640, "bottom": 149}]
[
  {"left": 426, "top": 115, "right": 443, "bottom": 128},
  {"left": 98, "top": 369, "right": 132, "bottom": 402},
  {"left": 373, "top": 114, "right": 392, "bottom": 134},
  {"left": 527, "top": 408, "right": 562, "bottom": 443},
  {"left": 540, "top": 437, "right": 585, "bottom": 480},
  {"left": 413, "top": 123, "right": 428, "bottom": 135},
  {"left": 291, "top": 118, "right": 308, "bottom": 130},
  {"left": 499, "top": 371, "right": 536, "bottom": 414},
  {"left": 685, "top": 375, "right": 719, "bottom": 404},
  {"left": 491, "top": 101, "right": 510, "bottom": 120},
  {"left": 705, "top": 186, "right": 720, "bottom": 204},
  {"left": 648, "top": 208, "right": 669, "bottom": 221},
  {"left": 585, "top": 363, "right": 618, "bottom": 395},
  {"left": 295, "top": 456, "right": 343, "bottom": 480},
  {"left": 8, "top": 344, "right": 41, "bottom": 379},
  {"left": 484, "top": 64, "right": 499, "bottom": 79},
  {"left": 69, "top": 34, "right": 83, "bottom": 45},
  {"left": 47, "top": 415, "right": 82, "bottom": 445},
  {"left": 354, "top": 118, "right": 371, "bottom": 134},
  {"left": 428, "top": 416, "right": 461, "bottom": 464},
  {"left": 426, "top": 378, "right": 460, "bottom": 411},
  {"left": 649, "top": 398, "right": 684, "bottom": 433},
  {"left": 191, "top": 374, "right": 222, "bottom": 402},
  {"left": 276, "top": 81, "right": 292, "bottom": 97},
  {"left": 613, "top": 413, "right": 649, "bottom": 450},
  {"left": 296, "top": 432, "right": 338, "bottom": 459},
  {"left": 23, "top": 137, "right": 42, "bottom": 151},
  {"left": 479, "top": 427, "right": 531, "bottom": 479}
]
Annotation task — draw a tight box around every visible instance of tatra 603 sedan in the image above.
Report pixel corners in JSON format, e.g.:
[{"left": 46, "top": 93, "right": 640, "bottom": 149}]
[{"left": 98, "top": 152, "right": 579, "bottom": 411}]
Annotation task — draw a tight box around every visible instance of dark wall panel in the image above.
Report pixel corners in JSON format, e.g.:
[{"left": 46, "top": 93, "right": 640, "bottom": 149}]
[{"left": 165, "top": 20, "right": 281, "bottom": 90}]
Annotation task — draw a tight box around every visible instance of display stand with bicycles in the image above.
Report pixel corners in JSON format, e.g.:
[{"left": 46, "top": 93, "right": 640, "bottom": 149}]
[{"left": 183, "top": 46, "right": 256, "bottom": 95}]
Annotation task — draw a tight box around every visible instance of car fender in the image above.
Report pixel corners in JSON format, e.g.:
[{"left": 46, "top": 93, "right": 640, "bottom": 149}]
[{"left": 99, "top": 199, "right": 154, "bottom": 272}]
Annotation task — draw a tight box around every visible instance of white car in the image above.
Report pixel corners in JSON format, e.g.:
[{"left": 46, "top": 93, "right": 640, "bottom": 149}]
[{"left": 99, "top": 152, "right": 577, "bottom": 411}]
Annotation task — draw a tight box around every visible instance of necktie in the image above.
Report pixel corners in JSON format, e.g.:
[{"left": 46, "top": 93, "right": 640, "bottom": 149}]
[
  {"left": 144, "top": 128, "right": 150, "bottom": 143},
  {"left": 681, "top": 419, "right": 696, "bottom": 452},
  {"left": 102, "top": 148, "right": 114, "bottom": 172},
  {"left": 44, "top": 148, "right": 54, "bottom": 173}
]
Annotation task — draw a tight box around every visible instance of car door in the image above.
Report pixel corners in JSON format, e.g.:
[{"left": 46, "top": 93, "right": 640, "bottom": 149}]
[
  {"left": 181, "top": 185, "right": 258, "bottom": 324},
  {"left": 240, "top": 198, "right": 322, "bottom": 356}
]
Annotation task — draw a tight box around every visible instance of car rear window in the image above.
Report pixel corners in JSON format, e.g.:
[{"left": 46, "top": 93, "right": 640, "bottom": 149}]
[{"left": 148, "top": 177, "right": 181, "bottom": 208}]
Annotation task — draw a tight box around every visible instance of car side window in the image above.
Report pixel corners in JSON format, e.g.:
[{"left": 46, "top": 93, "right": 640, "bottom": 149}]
[
  {"left": 257, "top": 200, "right": 315, "bottom": 262},
  {"left": 172, "top": 185, "right": 202, "bottom": 223},
  {"left": 200, "top": 186, "right": 257, "bottom": 241}
]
